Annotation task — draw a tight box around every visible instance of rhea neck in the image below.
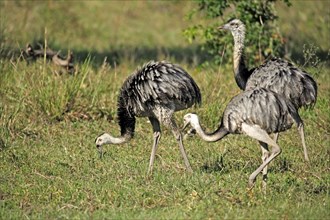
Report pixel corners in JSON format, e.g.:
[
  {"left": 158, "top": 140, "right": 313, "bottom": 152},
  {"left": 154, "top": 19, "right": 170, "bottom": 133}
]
[
  {"left": 232, "top": 29, "right": 250, "bottom": 90},
  {"left": 113, "top": 96, "right": 136, "bottom": 144},
  {"left": 191, "top": 119, "right": 229, "bottom": 142},
  {"left": 105, "top": 132, "right": 133, "bottom": 145}
]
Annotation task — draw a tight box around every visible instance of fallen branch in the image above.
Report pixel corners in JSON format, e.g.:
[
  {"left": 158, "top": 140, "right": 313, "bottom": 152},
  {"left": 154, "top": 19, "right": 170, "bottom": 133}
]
[
  {"left": 25, "top": 43, "right": 57, "bottom": 59},
  {"left": 24, "top": 43, "right": 75, "bottom": 74}
]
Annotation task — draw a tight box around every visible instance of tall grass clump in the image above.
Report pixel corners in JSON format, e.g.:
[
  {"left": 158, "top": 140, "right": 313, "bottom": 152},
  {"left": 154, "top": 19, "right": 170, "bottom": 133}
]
[{"left": 31, "top": 57, "right": 90, "bottom": 121}]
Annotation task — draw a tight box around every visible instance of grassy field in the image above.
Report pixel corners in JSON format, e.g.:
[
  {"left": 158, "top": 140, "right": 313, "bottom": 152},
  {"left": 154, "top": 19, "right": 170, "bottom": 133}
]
[{"left": 0, "top": 1, "right": 329, "bottom": 219}]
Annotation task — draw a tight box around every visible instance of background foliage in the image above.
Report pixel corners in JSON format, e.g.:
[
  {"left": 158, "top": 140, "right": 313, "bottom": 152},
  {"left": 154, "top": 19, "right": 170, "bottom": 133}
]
[{"left": 184, "top": 0, "right": 292, "bottom": 65}]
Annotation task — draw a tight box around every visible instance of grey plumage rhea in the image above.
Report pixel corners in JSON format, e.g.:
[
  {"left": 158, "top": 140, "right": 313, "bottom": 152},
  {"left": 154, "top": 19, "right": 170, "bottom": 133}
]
[
  {"left": 220, "top": 18, "right": 317, "bottom": 110},
  {"left": 95, "top": 60, "right": 201, "bottom": 174},
  {"left": 183, "top": 88, "right": 307, "bottom": 190},
  {"left": 220, "top": 18, "right": 317, "bottom": 160}
]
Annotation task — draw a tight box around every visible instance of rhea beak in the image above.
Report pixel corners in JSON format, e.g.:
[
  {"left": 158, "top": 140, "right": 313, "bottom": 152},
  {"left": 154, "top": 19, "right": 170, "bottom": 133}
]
[
  {"left": 182, "top": 120, "right": 190, "bottom": 131},
  {"left": 218, "top": 24, "right": 229, "bottom": 30},
  {"left": 96, "top": 144, "right": 103, "bottom": 159}
]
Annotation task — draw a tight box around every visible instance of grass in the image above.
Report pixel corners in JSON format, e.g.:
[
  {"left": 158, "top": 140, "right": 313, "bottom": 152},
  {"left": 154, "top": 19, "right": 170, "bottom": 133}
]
[{"left": 0, "top": 1, "right": 329, "bottom": 219}]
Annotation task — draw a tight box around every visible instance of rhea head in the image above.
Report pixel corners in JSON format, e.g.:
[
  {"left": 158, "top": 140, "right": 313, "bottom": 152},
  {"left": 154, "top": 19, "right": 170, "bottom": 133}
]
[
  {"left": 219, "top": 18, "right": 246, "bottom": 37},
  {"left": 95, "top": 133, "right": 115, "bottom": 158},
  {"left": 183, "top": 113, "right": 200, "bottom": 130}
]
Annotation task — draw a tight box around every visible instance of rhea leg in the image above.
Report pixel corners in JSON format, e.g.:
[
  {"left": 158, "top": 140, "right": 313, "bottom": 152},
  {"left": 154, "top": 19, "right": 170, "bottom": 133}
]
[
  {"left": 291, "top": 111, "right": 309, "bottom": 161},
  {"left": 273, "top": 133, "right": 279, "bottom": 143},
  {"left": 298, "top": 122, "right": 309, "bottom": 162},
  {"left": 242, "top": 123, "right": 282, "bottom": 189},
  {"left": 168, "top": 117, "right": 193, "bottom": 173},
  {"left": 259, "top": 141, "right": 270, "bottom": 191},
  {"left": 148, "top": 117, "right": 161, "bottom": 174}
]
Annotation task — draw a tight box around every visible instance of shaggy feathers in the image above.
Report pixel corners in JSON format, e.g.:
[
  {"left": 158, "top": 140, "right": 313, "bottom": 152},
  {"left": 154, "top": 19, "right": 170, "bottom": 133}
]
[
  {"left": 119, "top": 60, "right": 201, "bottom": 121},
  {"left": 96, "top": 60, "right": 201, "bottom": 173},
  {"left": 222, "top": 88, "right": 297, "bottom": 134},
  {"left": 245, "top": 57, "right": 317, "bottom": 109},
  {"left": 221, "top": 18, "right": 318, "bottom": 109}
]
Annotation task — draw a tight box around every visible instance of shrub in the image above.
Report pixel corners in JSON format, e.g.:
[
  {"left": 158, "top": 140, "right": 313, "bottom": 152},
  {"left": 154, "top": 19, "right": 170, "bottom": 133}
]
[{"left": 183, "top": 0, "right": 291, "bottom": 66}]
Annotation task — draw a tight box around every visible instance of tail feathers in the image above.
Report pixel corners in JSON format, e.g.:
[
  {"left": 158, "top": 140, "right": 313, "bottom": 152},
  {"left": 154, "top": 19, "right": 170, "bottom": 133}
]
[
  {"left": 287, "top": 100, "right": 304, "bottom": 127},
  {"left": 300, "top": 73, "right": 318, "bottom": 109}
]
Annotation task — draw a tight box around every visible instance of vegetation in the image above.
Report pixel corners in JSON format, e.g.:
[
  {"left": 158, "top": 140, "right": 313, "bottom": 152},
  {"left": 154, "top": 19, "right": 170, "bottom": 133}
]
[
  {"left": 183, "top": 0, "right": 292, "bottom": 65},
  {"left": 0, "top": 1, "right": 329, "bottom": 219}
]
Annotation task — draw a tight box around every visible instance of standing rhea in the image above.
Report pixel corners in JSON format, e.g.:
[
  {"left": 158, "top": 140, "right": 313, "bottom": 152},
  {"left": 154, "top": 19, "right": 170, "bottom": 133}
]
[
  {"left": 95, "top": 60, "right": 201, "bottom": 174},
  {"left": 183, "top": 88, "right": 307, "bottom": 190},
  {"left": 220, "top": 18, "right": 317, "bottom": 108},
  {"left": 220, "top": 19, "right": 317, "bottom": 159}
]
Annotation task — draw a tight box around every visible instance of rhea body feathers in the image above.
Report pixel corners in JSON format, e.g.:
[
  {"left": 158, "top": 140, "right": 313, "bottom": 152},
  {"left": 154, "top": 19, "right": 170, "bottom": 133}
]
[
  {"left": 120, "top": 60, "right": 201, "bottom": 117},
  {"left": 184, "top": 88, "right": 298, "bottom": 140},
  {"left": 95, "top": 60, "right": 201, "bottom": 173},
  {"left": 183, "top": 88, "right": 308, "bottom": 189},
  {"left": 220, "top": 18, "right": 317, "bottom": 109}
]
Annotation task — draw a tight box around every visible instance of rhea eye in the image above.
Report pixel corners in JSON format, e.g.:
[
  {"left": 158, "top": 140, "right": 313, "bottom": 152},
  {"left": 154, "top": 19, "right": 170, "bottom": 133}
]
[{"left": 98, "top": 138, "right": 102, "bottom": 142}]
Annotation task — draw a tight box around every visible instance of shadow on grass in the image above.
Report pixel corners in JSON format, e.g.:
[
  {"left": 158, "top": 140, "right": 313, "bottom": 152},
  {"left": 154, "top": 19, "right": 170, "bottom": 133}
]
[
  {"left": 74, "top": 45, "right": 213, "bottom": 67},
  {"left": 0, "top": 42, "right": 212, "bottom": 68},
  {"left": 201, "top": 155, "right": 228, "bottom": 174},
  {"left": 1, "top": 41, "right": 328, "bottom": 68},
  {"left": 76, "top": 46, "right": 330, "bottom": 69}
]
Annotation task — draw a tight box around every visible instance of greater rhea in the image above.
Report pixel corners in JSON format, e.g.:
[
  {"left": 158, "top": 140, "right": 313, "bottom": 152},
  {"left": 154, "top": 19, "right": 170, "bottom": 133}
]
[
  {"left": 183, "top": 88, "right": 306, "bottom": 189},
  {"left": 95, "top": 60, "right": 201, "bottom": 174},
  {"left": 220, "top": 18, "right": 317, "bottom": 158}
]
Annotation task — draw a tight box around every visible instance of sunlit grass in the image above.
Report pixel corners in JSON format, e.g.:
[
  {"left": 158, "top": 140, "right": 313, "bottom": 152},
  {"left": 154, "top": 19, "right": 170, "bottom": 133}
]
[{"left": 1, "top": 57, "right": 328, "bottom": 219}]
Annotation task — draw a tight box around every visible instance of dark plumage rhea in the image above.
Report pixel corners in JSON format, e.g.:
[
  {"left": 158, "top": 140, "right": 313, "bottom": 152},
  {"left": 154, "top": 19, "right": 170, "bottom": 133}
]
[
  {"left": 183, "top": 88, "right": 307, "bottom": 190},
  {"left": 220, "top": 18, "right": 317, "bottom": 159},
  {"left": 95, "top": 60, "right": 201, "bottom": 174}
]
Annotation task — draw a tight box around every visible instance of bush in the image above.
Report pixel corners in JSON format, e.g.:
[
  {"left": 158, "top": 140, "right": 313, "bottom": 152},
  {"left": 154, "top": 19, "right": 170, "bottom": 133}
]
[{"left": 183, "top": 0, "right": 291, "bottom": 66}]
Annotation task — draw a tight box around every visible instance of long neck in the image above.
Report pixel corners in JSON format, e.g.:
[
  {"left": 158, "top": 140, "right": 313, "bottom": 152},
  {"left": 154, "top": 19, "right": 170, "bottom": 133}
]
[
  {"left": 193, "top": 120, "right": 229, "bottom": 142},
  {"left": 116, "top": 96, "right": 136, "bottom": 144},
  {"left": 107, "top": 133, "right": 132, "bottom": 145},
  {"left": 232, "top": 31, "right": 250, "bottom": 90}
]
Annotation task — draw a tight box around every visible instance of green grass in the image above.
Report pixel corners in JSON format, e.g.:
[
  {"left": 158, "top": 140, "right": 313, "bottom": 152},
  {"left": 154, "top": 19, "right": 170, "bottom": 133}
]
[{"left": 0, "top": 1, "right": 329, "bottom": 219}]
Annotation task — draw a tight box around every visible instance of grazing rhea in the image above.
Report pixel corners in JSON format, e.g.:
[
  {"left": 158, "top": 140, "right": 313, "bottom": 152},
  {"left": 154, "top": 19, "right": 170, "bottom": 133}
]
[
  {"left": 220, "top": 18, "right": 317, "bottom": 159},
  {"left": 95, "top": 61, "right": 201, "bottom": 174},
  {"left": 183, "top": 88, "right": 306, "bottom": 190}
]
